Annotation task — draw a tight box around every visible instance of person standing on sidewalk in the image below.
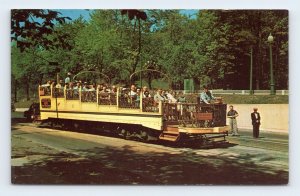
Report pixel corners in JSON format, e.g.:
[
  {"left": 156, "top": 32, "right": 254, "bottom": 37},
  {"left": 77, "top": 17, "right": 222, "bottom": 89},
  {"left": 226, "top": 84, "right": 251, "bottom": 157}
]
[
  {"left": 227, "top": 105, "right": 239, "bottom": 136},
  {"left": 251, "top": 107, "right": 261, "bottom": 138}
]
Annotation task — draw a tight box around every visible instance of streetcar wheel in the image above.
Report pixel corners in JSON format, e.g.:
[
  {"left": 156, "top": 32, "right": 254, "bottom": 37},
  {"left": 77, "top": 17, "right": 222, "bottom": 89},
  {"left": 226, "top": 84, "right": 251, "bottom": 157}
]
[
  {"left": 120, "top": 129, "right": 129, "bottom": 139},
  {"left": 73, "top": 122, "right": 80, "bottom": 130},
  {"left": 140, "top": 130, "right": 149, "bottom": 141},
  {"left": 61, "top": 121, "right": 69, "bottom": 130},
  {"left": 49, "top": 120, "right": 55, "bottom": 128}
]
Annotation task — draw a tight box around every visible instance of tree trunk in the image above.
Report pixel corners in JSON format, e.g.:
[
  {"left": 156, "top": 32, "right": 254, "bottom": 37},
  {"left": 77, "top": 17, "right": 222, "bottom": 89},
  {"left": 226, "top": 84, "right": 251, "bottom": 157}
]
[
  {"left": 39, "top": 74, "right": 44, "bottom": 85},
  {"left": 26, "top": 81, "right": 30, "bottom": 101},
  {"left": 26, "top": 76, "right": 31, "bottom": 101},
  {"left": 131, "top": 18, "right": 142, "bottom": 86},
  {"left": 14, "top": 79, "right": 18, "bottom": 102},
  {"left": 254, "top": 11, "right": 262, "bottom": 90}
]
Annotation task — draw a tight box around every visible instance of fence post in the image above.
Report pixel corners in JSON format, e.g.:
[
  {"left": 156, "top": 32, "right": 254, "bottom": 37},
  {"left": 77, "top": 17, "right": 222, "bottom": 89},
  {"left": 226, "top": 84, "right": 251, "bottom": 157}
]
[
  {"left": 96, "top": 87, "right": 99, "bottom": 106},
  {"left": 159, "top": 101, "right": 162, "bottom": 115}
]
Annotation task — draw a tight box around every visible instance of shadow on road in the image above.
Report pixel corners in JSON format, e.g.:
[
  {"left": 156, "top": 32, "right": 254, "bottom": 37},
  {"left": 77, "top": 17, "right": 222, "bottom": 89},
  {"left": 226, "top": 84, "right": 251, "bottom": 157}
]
[
  {"left": 11, "top": 143, "right": 288, "bottom": 185},
  {"left": 36, "top": 122, "right": 238, "bottom": 150},
  {"left": 11, "top": 118, "right": 29, "bottom": 124},
  {"left": 11, "top": 115, "right": 288, "bottom": 185}
]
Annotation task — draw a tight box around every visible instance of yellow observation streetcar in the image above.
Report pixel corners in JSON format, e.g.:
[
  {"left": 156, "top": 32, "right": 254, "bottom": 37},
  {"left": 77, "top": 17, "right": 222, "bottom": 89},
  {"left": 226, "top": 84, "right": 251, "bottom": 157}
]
[{"left": 38, "top": 84, "right": 229, "bottom": 146}]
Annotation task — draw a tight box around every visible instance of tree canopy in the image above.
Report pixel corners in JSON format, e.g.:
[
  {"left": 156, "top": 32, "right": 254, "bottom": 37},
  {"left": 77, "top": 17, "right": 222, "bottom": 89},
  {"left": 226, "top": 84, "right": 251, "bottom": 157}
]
[
  {"left": 11, "top": 9, "right": 72, "bottom": 51},
  {"left": 11, "top": 9, "right": 288, "bottom": 101}
]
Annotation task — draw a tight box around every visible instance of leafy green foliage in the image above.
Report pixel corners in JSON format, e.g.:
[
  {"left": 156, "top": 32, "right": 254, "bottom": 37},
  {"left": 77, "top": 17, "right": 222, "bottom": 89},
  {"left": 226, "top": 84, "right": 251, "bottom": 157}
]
[
  {"left": 11, "top": 9, "right": 71, "bottom": 51},
  {"left": 11, "top": 9, "right": 288, "bottom": 101}
]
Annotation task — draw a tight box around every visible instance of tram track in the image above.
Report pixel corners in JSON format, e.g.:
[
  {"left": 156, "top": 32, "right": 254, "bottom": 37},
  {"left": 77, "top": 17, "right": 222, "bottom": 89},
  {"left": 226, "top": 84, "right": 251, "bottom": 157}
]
[
  {"left": 13, "top": 123, "right": 289, "bottom": 171},
  {"left": 16, "top": 122, "right": 288, "bottom": 153}
]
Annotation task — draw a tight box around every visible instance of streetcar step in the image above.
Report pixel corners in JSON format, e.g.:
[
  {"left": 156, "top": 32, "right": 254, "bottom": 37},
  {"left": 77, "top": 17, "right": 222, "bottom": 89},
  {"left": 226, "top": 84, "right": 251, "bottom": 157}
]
[{"left": 159, "top": 132, "right": 180, "bottom": 142}]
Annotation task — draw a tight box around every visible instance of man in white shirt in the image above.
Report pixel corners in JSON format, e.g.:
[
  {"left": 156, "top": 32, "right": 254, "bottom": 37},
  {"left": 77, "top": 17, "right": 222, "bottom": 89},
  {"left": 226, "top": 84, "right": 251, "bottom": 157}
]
[
  {"left": 154, "top": 89, "right": 165, "bottom": 103},
  {"left": 65, "top": 72, "right": 71, "bottom": 84}
]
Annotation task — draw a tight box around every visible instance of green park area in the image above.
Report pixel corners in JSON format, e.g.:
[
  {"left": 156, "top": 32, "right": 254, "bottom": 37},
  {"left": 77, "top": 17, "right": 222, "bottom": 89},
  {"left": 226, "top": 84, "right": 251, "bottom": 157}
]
[
  {"left": 214, "top": 94, "right": 288, "bottom": 104},
  {"left": 182, "top": 94, "right": 288, "bottom": 104}
]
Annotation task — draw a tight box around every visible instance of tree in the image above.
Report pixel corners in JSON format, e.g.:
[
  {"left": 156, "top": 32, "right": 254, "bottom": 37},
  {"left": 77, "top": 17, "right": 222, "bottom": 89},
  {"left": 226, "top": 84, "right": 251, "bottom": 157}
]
[
  {"left": 11, "top": 9, "right": 71, "bottom": 51},
  {"left": 213, "top": 10, "right": 288, "bottom": 89},
  {"left": 11, "top": 9, "right": 289, "bottom": 99},
  {"left": 11, "top": 45, "right": 44, "bottom": 100}
]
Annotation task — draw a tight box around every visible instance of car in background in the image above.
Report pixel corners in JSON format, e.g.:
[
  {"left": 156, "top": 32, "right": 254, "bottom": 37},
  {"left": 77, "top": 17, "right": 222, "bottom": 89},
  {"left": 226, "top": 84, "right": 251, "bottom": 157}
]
[{"left": 24, "top": 102, "right": 40, "bottom": 121}]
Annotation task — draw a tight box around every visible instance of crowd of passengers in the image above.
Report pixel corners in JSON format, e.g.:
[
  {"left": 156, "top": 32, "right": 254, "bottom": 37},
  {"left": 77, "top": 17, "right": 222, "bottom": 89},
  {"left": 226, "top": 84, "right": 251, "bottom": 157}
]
[{"left": 41, "top": 73, "right": 187, "bottom": 105}]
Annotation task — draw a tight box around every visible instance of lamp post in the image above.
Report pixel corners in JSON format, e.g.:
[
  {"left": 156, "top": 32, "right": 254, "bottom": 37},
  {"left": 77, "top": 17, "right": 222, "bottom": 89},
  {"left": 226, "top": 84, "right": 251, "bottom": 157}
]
[
  {"left": 268, "top": 33, "right": 275, "bottom": 95},
  {"left": 249, "top": 47, "right": 254, "bottom": 95}
]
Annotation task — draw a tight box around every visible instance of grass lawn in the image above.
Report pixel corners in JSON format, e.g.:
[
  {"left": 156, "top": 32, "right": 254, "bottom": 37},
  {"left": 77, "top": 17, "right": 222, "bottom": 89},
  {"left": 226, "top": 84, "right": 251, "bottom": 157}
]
[
  {"left": 184, "top": 94, "right": 288, "bottom": 104},
  {"left": 215, "top": 94, "right": 289, "bottom": 104},
  {"left": 11, "top": 112, "right": 25, "bottom": 118},
  {"left": 14, "top": 100, "right": 38, "bottom": 108}
]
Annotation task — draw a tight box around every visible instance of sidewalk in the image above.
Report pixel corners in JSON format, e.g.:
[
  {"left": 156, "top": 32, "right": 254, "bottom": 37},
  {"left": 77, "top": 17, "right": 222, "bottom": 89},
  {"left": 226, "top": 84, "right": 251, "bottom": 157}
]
[
  {"left": 235, "top": 128, "right": 288, "bottom": 141},
  {"left": 238, "top": 126, "right": 288, "bottom": 135},
  {"left": 15, "top": 108, "right": 29, "bottom": 112}
]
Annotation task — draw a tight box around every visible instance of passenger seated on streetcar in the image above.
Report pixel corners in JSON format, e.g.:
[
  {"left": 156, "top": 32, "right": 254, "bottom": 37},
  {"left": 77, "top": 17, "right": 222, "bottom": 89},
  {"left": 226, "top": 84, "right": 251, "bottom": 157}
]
[
  {"left": 89, "top": 84, "right": 96, "bottom": 91},
  {"left": 154, "top": 89, "right": 165, "bottom": 103},
  {"left": 89, "top": 84, "right": 97, "bottom": 102},
  {"left": 41, "top": 80, "right": 51, "bottom": 87},
  {"left": 111, "top": 85, "right": 117, "bottom": 94},
  {"left": 128, "top": 84, "right": 137, "bottom": 97},
  {"left": 73, "top": 82, "right": 80, "bottom": 90},
  {"left": 52, "top": 80, "right": 64, "bottom": 97},
  {"left": 82, "top": 82, "right": 89, "bottom": 91},
  {"left": 177, "top": 91, "right": 186, "bottom": 103},
  {"left": 128, "top": 84, "right": 137, "bottom": 102},
  {"left": 165, "top": 91, "right": 177, "bottom": 103},
  {"left": 98, "top": 83, "right": 106, "bottom": 90},
  {"left": 200, "top": 86, "right": 215, "bottom": 104},
  {"left": 55, "top": 80, "right": 64, "bottom": 88},
  {"left": 142, "top": 86, "right": 151, "bottom": 98},
  {"left": 120, "top": 87, "right": 128, "bottom": 97},
  {"left": 66, "top": 82, "right": 74, "bottom": 99},
  {"left": 73, "top": 82, "right": 81, "bottom": 91},
  {"left": 51, "top": 81, "right": 56, "bottom": 86},
  {"left": 161, "top": 90, "right": 168, "bottom": 100},
  {"left": 41, "top": 80, "right": 52, "bottom": 95},
  {"left": 73, "top": 83, "right": 80, "bottom": 98},
  {"left": 143, "top": 90, "right": 150, "bottom": 98},
  {"left": 100, "top": 85, "right": 109, "bottom": 93},
  {"left": 68, "top": 82, "right": 74, "bottom": 89}
]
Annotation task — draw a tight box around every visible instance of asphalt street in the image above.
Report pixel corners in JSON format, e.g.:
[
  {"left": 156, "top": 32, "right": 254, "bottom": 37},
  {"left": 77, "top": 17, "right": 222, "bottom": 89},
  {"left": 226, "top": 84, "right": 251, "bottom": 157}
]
[{"left": 11, "top": 114, "right": 288, "bottom": 185}]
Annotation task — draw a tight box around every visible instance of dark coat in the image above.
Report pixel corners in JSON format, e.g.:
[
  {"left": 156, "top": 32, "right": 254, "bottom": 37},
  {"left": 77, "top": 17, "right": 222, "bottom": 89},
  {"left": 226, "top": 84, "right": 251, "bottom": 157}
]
[{"left": 251, "top": 112, "right": 261, "bottom": 125}]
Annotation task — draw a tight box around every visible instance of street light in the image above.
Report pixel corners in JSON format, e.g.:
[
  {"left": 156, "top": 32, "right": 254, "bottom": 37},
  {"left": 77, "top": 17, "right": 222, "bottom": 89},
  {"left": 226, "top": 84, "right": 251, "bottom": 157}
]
[{"left": 268, "top": 33, "right": 276, "bottom": 95}]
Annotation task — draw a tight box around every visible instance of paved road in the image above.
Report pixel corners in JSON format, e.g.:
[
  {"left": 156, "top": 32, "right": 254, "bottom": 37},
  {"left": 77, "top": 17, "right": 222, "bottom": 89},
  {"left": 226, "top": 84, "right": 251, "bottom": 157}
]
[
  {"left": 227, "top": 129, "right": 288, "bottom": 151},
  {"left": 11, "top": 119, "right": 288, "bottom": 185}
]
